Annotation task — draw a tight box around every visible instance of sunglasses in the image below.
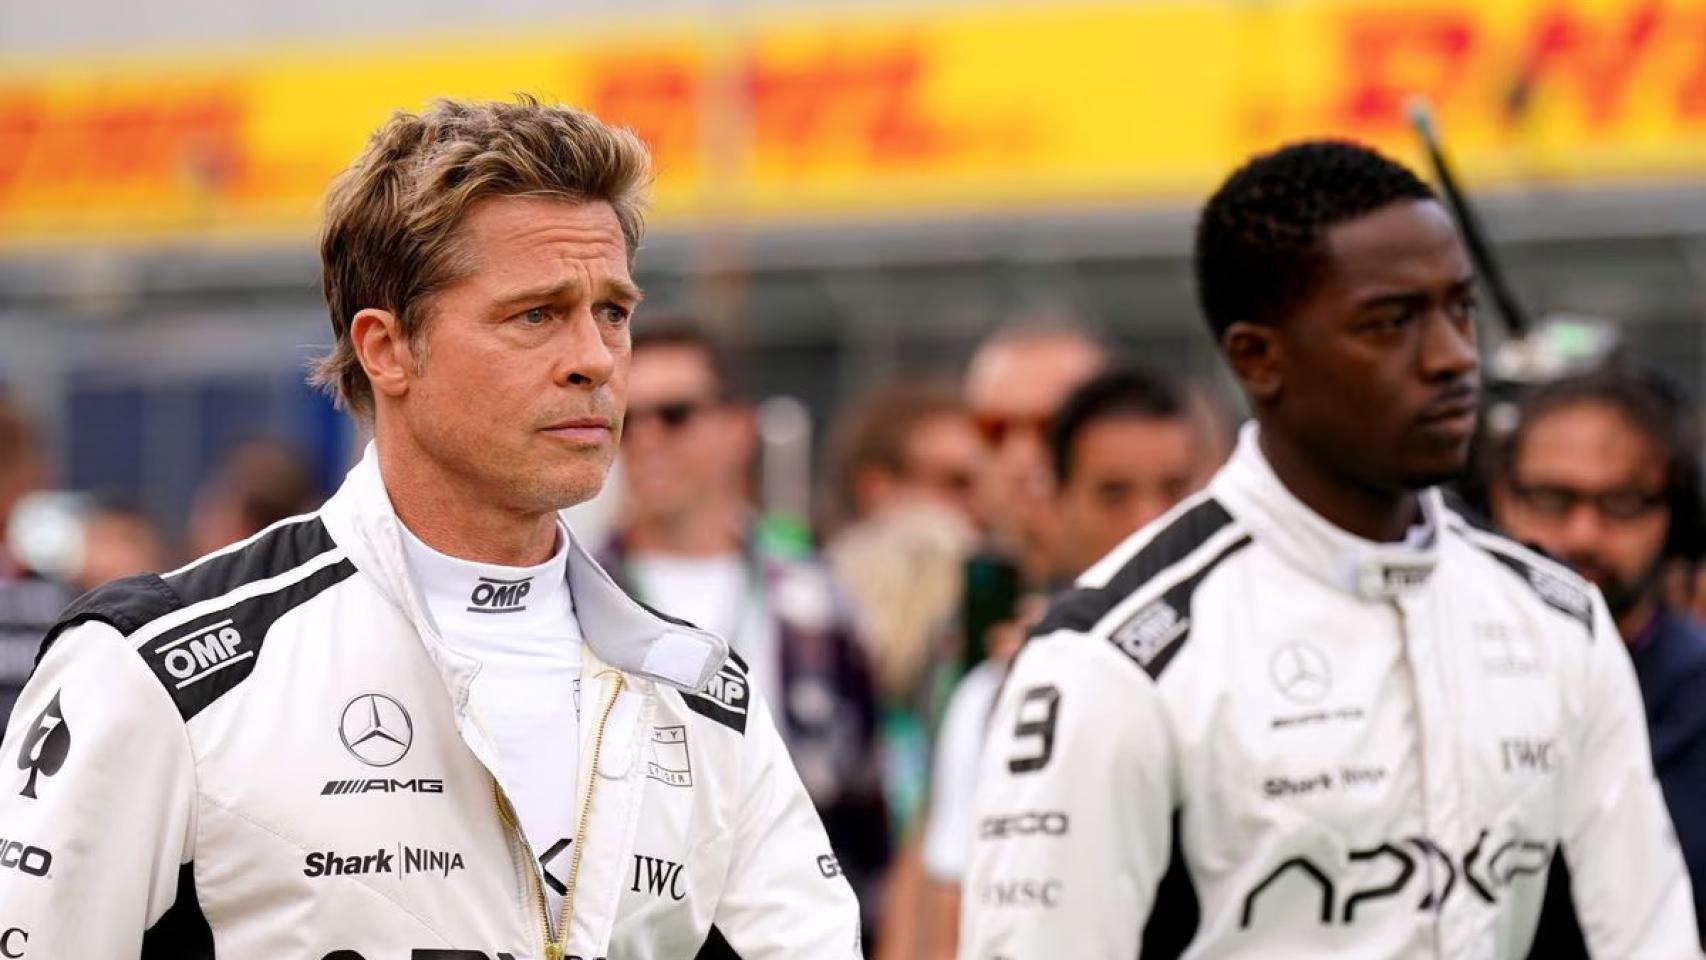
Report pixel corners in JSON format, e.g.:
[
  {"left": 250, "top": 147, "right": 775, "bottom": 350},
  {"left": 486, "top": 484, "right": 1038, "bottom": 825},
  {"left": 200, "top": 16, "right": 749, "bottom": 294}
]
[
  {"left": 626, "top": 397, "right": 719, "bottom": 431},
  {"left": 974, "top": 412, "right": 1053, "bottom": 446},
  {"left": 1509, "top": 482, "right": 1666, "bottom": 522}
]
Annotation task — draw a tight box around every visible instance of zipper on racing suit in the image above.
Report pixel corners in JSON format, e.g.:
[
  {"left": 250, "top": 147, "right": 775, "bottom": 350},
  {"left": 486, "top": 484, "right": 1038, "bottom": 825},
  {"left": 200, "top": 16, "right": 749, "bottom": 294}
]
[
  {"left": 1392, "top": 601, "right": 1445, "bottom": 958},
  {"left": 492, "top": 672, "right": 629, "bottom": 960}
]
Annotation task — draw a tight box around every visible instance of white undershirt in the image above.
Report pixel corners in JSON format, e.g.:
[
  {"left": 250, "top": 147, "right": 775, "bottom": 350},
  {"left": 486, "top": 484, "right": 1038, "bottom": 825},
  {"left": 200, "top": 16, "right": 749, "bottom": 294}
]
[{"left": 401, "top": 523, "right": 582, "bottom": 930}]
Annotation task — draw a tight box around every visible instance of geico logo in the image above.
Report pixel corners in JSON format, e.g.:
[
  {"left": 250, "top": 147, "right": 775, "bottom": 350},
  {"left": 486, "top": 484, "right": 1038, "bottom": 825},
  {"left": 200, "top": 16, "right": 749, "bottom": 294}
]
[
  {"left": 0, "top": 839, "right": 51, "bottom": 877},
  {"left": 980, "top": 878, "right": 1063, "bottom": 909},
  {"left": 468, "top": 577, "right": 530, "bottom": 611},
  {"left": 320, "top": 778, "right": 446, "bottom": 795},
  {"left": 979, "top": 811, "right": 1070, "bottom": 840},
  {"left": 0, "top": 927, "right": 24, "bottom": 958},
  {"left": 160, "top": 625, "right": 245, "bottom": 683}
]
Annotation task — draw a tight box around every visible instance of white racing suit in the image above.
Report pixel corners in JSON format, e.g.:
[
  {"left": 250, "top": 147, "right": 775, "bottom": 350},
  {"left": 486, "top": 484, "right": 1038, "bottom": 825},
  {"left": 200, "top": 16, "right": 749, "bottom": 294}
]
[
  {"left": 960, "top": 425, "right": 1699, "bottom": 959},
  {"left": 0, "top": 446, "right": 861, "bottom": 959}
]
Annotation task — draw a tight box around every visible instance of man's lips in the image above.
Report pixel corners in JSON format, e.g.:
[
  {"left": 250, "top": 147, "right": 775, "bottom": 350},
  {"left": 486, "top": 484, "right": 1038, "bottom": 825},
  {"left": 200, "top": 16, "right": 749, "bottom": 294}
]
[
  {"left": 1416, "top": 387, "right": 1481, "bottom": 426},
  {"left": 541, "top": 417, "right": 615, "bottom": 441}
]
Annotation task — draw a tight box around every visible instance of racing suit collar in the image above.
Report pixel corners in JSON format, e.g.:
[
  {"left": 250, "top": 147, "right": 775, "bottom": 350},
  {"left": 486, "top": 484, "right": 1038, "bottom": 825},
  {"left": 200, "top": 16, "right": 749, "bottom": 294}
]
[
  {"left": 1213, "top": 423, "right": 1442, "bottom": 603},
  {"left": 319, "top": 443, "right": 730, "bottom": 695}
]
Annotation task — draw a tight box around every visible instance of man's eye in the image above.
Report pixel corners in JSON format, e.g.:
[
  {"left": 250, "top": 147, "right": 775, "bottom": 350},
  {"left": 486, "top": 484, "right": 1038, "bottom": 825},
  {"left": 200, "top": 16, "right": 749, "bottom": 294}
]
[
  {"left": 519, "top": 308, "right": 550, "bottom": 326},
  {"left": 598, "top": 304, "right": 631, "bottom": 325}
]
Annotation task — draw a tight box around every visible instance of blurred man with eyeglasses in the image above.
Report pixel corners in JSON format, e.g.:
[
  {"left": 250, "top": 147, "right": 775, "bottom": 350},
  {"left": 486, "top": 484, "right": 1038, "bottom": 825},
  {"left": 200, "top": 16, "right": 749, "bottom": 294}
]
[
  {"left": 602, "top": 319, "right": 891, "bottom": 952},
  {"left": 1491, "top": 366, "right": 1706, "bottom": 944}
]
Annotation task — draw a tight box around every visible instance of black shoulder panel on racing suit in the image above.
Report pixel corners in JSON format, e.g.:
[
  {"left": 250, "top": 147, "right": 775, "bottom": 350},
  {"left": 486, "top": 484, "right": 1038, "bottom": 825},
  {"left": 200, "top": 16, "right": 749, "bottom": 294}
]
[
  {"left": 141, "top": 861, "right": 215, "bottom": 959},
  {"left": 1029, "top": 498, "right": 1248, "bottom": 679},
  {"left": 32, "top": 574, "right": 183, "bottom": 670},
  {"left": 682, "top": 649, "right": 752, "bottom": 735},
  {"left": 35, "top": 516, "right": 357, "bottom": 722},
  {"left": 1456, "top": 523, "right": 1596, "bottom": 635}
]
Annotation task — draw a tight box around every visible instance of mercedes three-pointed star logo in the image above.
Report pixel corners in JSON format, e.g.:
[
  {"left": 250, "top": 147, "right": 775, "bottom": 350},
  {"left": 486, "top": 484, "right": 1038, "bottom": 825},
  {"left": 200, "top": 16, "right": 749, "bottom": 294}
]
[
  {"left": 339, "top": 693, "right": 414, "bottom": 767},
  {"left": 1269, "top": 641, "right": 1333, "bottom": 705}
]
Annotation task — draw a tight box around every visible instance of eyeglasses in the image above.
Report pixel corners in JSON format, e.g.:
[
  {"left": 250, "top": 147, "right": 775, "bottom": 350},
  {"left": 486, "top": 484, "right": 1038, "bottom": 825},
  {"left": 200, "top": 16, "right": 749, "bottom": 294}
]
[
  {"left": 626, "top": 397, "right": 718, "bottom": 432},
  {"left": 974, "top": 412, "right": 1053, "bottom": 446},
  {"left": 1509, "top": 482, "right": 1666, "bottom": 522}
]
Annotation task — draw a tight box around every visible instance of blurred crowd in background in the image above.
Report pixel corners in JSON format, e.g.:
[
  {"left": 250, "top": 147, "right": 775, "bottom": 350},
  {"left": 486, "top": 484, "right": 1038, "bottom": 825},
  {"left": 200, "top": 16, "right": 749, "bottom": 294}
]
[
  {"left": 11, "top": 0, "right": 1706, "bottom": 954},
  {"left": 8, "top": 310, "right": 1706, "bottom": 955}
]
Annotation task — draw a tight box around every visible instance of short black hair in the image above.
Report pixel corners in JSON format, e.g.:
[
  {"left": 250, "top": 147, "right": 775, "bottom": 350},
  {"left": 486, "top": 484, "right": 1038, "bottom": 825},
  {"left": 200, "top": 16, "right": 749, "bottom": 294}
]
[
  {"left": 1049, "top": 367, "right": 1189, "bottom": 485},
  {"left": 1502, "top": 366, "right": 1706, "bottom": 561},
  {"left": 631, "top": 316, "right": 746, "bottom": 400},
  {"left": 1194, "top": 139, "right": 1438, "bottom": 340}
]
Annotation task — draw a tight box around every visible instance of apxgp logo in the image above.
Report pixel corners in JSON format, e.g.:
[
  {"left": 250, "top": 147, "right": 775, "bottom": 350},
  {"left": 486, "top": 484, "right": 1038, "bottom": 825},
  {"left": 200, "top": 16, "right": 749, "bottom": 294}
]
[
  {"left": 16, "top": 691, "right": 70, "bottom": 799},
  {"left": 467, "top": 576, "right": 531, "bottom": 614},
  {"left": 339, "top": 693, "right": 413, "bottom": 767}
]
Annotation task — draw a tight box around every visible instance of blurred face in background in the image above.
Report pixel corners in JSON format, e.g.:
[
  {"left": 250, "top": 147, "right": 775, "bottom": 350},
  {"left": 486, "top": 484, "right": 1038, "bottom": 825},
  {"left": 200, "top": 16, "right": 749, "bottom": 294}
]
[
  {"left": 853, "top": 410, "right": 985, "bottom": 526},
  {"left": 75, "top": 507, "right": 168, "bottom": 592},
  {"left": 964, "top": 333, "right": 1104, "bottom": 570},
  {"left": 1492, "top": 400, "right": 1670, "bottom": 629},
  {"left": 620, "top": 344, "right": 753, "bottom": 528},
  {"left": 1054, "top": 414, "right": 1203, "bottom": 578}
]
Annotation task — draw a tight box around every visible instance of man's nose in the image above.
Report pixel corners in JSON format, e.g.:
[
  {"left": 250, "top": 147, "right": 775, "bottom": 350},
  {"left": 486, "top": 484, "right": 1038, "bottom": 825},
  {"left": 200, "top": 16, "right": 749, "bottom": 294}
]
[
  {"left": 1558, "top": 501, "right": 1607, "bottom": 551},
  {"left": 1419, "top": 311, "right": 1480, "bottom": 382},
  {"left": 558, "top": 309, "right": 617, "bottom": 387}
]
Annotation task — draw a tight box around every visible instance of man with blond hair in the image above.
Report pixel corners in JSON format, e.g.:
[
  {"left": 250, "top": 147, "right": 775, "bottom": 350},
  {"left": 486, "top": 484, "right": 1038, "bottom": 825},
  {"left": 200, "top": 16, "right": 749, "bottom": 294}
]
[{"left": 0, "top": 97, "right": 859, "bottom": 958}]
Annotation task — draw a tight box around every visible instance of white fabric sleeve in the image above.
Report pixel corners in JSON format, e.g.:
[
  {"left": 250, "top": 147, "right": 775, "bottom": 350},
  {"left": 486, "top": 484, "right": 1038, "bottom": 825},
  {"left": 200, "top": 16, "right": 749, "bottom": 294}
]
[
  {"left": 922, "top": 661, "right": 1004, "bottom": 882},
  {"left": 1562, "top": 598, "right": 1702, "bottom": 958},
  {"left": 0, "top": 621, "right": 197, "bottom": 954},
  {"left": 957, "top": 633, "right": 1176, "bottom": 960},
  {"left": 709, "top": 686, "right": 865, "bottom": 958}
]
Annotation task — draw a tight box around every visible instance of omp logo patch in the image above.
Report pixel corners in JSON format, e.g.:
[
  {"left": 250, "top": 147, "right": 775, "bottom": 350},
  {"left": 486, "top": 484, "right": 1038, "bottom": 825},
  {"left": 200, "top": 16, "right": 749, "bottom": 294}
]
[
  {"left": 467, "top": 577, "right": 531, "bottom": 614},
  {"left": 154, "top": 620, "right": 250, "bottom": 690},
  {"left": 683, "top": 655, "right": 752, "bottom": 734},
  {"left": 1109, "top": 600, "right": 1186, "bottom": 668}
]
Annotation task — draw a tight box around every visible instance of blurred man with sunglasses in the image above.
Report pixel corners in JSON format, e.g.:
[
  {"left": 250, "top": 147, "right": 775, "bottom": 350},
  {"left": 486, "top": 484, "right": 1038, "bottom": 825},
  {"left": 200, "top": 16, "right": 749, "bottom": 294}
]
[
  {"left": 1492, "top": 367, "right": 1706, "bottom": 944},
  {"left": 603, "top": 320, "right": 891, "bottom": 950},
  {"left": 964, "top": 324, "right": 1107, "bottom": 586}
]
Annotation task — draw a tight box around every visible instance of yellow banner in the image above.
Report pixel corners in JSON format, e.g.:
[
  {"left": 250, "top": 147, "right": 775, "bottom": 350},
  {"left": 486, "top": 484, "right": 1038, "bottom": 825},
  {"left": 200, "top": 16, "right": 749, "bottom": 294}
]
[{"left": 5, "top": 0, "right": 1706, "bottom": 248}]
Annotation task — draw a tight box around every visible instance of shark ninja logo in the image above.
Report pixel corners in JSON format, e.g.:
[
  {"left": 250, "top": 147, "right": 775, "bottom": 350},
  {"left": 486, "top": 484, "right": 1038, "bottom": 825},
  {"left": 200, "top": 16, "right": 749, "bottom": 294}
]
[{"left": 16, "top": 691, "right": 70, "bottom": 799}]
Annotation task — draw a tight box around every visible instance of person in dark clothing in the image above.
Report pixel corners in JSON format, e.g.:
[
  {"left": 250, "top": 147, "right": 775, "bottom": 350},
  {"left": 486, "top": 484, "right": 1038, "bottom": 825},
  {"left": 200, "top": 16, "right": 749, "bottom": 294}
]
[{"left": 1491, "top": 366, "right": 1706, "bottom": 946}]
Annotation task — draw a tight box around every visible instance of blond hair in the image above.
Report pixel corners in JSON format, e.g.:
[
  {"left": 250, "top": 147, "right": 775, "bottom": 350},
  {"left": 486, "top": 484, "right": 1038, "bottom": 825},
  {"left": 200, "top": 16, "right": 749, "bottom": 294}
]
[{"left": 312, "top": 95, "right": 651, "bottom": 419}]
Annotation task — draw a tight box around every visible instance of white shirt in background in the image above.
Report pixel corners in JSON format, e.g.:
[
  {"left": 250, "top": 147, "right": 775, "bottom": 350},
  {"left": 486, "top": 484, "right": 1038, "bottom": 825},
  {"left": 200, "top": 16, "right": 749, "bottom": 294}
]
[{"left": 400, "top": 522, "right": 583, "bottom": 931}]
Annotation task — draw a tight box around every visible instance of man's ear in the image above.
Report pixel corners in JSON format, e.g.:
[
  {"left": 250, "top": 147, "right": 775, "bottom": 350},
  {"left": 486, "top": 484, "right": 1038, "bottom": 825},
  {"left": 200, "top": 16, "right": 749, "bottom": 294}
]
[
  {"left": 350, "top": 308, "right": 414, "bottom": 402},
  {"left": 1223, "top": 321, "right": 1283, "bottom": 404}
]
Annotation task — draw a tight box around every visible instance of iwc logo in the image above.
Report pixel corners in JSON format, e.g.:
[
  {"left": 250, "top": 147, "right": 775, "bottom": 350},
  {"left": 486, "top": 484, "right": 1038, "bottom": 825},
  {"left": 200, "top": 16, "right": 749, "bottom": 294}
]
[
  {"left": 339, "top": 693, "right": 413, "bottom": 767},
  {"left": 1269, "top": 642, "right": 1333, "bottom": 705}
]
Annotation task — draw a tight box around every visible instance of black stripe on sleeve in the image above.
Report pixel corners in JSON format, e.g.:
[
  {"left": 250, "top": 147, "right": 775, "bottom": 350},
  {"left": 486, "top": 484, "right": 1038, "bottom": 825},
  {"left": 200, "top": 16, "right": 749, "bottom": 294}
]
[
  {"left": 163, "top": 516, "right": 335, "bottom": 607},
  {"left": 1463, "top": 534, "right": 1595, "bottom": 634},
  {"left": 1140, "top": 811, "right": 1199, "bottom": 959},
  {"left": 1029, "top": 499, "right": 1235, "bottom": 639},
  {"left": 141, "top": 558, "right": 357, "bottom": 721},
  {"left": 32, "top": 574, "right": 183, "bottom": 670},
  {"left": 1128, "top": 535, "right": 1254, "bottom": 679},
  {"left": 694, "top": 924, "right": 746, "bottom": 959},
  {"left": 141, "top": 861, "right": 215, "bottom": 959}
]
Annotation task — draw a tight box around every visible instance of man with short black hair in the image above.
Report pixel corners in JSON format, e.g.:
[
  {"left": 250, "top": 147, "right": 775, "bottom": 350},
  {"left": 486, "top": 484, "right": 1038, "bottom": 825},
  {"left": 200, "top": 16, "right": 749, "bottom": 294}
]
[
  {"left": 960, "top": 140, "right": 1697, "bottom": 958},
  {"left": 1492, "top": 367, "right": 1706, "bottom": 942},
  {"left": 1046, "top": 367, "right": 1216, "bottom": 580}
]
